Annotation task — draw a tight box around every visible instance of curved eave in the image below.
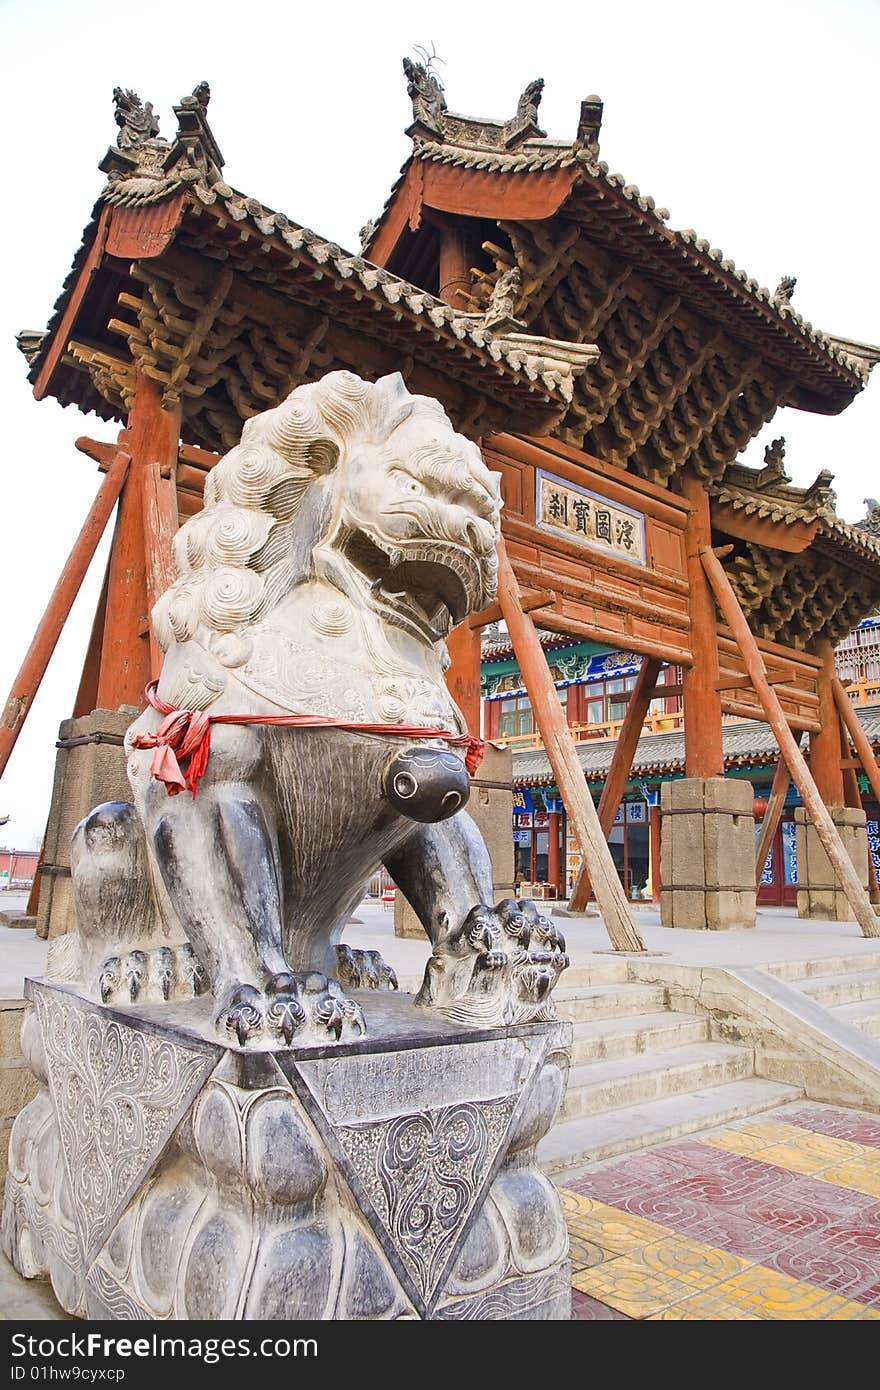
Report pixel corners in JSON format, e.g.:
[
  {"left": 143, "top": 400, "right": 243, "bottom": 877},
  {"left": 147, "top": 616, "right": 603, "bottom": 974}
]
[{"left": 366, "top": 150, "right": 866, "bottom": 413}]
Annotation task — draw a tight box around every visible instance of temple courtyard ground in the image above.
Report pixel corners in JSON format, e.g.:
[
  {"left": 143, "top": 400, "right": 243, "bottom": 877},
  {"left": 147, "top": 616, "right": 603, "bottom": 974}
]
[{"left": 2, "top": 894, "right": 879, "bottom": 1321}]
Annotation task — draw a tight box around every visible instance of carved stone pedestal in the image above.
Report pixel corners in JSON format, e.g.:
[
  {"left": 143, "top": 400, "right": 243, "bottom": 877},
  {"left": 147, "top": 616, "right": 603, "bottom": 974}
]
[
  {"left": 660, "top": 777, "right": 756, "bottom": 930},
  {"left": 3, "top": 981, "right": 571, "bottom": 1320}
]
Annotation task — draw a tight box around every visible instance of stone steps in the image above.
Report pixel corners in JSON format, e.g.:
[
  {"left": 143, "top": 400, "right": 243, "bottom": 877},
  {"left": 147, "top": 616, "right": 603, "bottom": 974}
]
[
  {"left": 796, "top": 968, "right": 880, "bottom": 1008},
  {"left": 765, "top": 952, "right": 880, "bottom": 984},
  {"left": 555, "top": 982, "right": 668, "bottom": 1023},
  {"left": 568, "top": 1011, "right": 708, "bottom": 1065},
  {"left": 540, "top": 1078, "right": 801, "bottom": 1175},
  {"left": 558, "top": 958, "right": 631, "bottom": 988},
  {"left": 824, "top": 998, "right": 880, "bottom": 1039},
  {"left": 560, "top": 1041, "right": 754, "bottom": 1121}
]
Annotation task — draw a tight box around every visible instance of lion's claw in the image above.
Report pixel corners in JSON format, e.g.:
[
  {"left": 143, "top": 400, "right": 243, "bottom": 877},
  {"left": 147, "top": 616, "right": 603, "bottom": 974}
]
[
  {"left": 335, "top": 945, "right": 398, "bottom": 991},
  {"left": 96, "top": 943, "right": 211, "bottom": 1006}
]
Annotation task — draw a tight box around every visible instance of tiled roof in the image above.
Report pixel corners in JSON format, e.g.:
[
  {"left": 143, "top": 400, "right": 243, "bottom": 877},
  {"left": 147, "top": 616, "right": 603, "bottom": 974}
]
[
  {"left": 364, "top": 82, "right": 871, "bottom": 395},
  {"left": 712, "top": 474, "right": 880, "bottom": 563},
  {"left": 511, "top": 707, "right": 880, "bottom": 787},
  {"left": 22, "top": 87, "right": 586, "bottom": 425}
]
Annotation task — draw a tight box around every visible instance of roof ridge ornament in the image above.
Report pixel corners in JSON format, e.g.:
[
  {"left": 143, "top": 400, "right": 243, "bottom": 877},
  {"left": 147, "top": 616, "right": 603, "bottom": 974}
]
[
  {"left": 403, "top": 53, "right": 448, "bottom": 140},
  {"left": 112, "top": 88, "right": 161, "bottom": 150},
  {"left": 773, "top": 275, "right": 797, "bottom": 314},
  {"left": 171, "top": 81, "right": 225, "bottom": 184},
  {"left": 758, "top": 436, "right": 790, "bottom": 488},
  {"left": 402, "top": 63, "right": 546, "bottom": 151},
  {"left": 858, "top": 498, "right": 880, "bottom": 537},
  {"left": 574, "top": 94, "right": 603, "bottom": 158},
  {"left": 99, "top": 80, "right": 224, "bottom": 207}
]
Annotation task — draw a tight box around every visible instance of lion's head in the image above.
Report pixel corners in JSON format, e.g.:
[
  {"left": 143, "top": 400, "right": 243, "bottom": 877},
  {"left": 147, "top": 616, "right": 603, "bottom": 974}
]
[{"left": 153, "top": 371, "right": 502, "bottom": 654}]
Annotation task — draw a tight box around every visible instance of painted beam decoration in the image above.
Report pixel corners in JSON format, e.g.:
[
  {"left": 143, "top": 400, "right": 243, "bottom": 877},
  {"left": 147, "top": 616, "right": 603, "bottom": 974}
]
[{"left": 536, "top": 470, "right": 646, "bottom": 565}]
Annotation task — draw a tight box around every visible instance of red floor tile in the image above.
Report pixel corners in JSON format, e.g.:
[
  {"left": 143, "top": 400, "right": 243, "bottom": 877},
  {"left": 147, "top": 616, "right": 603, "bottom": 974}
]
[
  {"left": 781, "top": 1106, "right": 880, "bottom": 1149},
  {"left": 571, "top": 1289, "right": 631, "bottom": 1320}
]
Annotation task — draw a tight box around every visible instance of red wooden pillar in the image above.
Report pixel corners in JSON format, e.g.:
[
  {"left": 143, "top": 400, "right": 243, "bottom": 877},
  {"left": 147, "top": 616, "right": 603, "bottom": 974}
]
[
  {"left": 445, "top": 622, "right": 483, "bottom": 737},
  {"left": 96, "top": 374, "right": 181, "bottom": 708},
  {"left": 548, "top": 811, "right": 561, "bottom": 892},
  {"left": 438, "top": 223, "right": 471, "bottom": 310},
  {"left": 811, "top": 638, "right": 845, "bottom": 807},
  {"left": 681, "top": 470, "right": 723, "bottom": 777}
]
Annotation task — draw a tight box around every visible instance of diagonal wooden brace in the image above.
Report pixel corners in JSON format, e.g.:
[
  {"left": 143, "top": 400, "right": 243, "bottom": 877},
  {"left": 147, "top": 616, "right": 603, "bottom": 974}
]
[
  {"left": 0, "top": 446, "right": 131, "bottom": 782},
  {"left": 701, "top": 546, "right": 878, "bottom": 938},
  {"left": 755, "top": 753, "right": 793, "bottom": 888},
  {"left": 569, "top": 655, "right": 662, "bottom": 911},
  {"left": 495, "top": 539, "right": 645, "bottom": 952}
]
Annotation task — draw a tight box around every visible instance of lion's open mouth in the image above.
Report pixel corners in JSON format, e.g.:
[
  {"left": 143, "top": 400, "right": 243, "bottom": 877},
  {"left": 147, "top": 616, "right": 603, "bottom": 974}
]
[{"left": 341, "top": 528, "right": 481, "bottom": 640}]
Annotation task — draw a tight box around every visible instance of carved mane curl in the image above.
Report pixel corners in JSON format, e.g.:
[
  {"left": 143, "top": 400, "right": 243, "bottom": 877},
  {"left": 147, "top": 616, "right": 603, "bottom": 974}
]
[{"left": 154, "top": 371, "right": 450, "bottom": 652}]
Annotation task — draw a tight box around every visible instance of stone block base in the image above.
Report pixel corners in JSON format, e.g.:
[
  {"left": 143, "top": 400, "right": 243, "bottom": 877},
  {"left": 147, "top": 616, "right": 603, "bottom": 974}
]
[
  {"left": 795, "top": 806, "right": 870, "bottom": 921},
  {"left": 36, "top": 709, "right": 136, "bottom": 941},
  {"left": 3, "top": 980, "right": 571, "bottom": 1320},
  {"left": 660, "top": 777, "right": 756, "bottom": 930},
  {"left": 395, "top": 743, "right": 515, "bottom": 939}
]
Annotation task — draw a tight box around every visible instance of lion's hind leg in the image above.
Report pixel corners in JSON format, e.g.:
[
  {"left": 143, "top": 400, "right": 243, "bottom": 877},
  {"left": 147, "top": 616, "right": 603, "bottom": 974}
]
[{"left": 71, "top": 801, "right": 203, "bottom": 1004}]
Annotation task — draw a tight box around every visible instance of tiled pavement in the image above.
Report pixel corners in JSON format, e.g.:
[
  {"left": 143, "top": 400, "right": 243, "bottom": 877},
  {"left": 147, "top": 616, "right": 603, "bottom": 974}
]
[{"left": 561, "top": 1102, "right": 880, "bottom": 1319}]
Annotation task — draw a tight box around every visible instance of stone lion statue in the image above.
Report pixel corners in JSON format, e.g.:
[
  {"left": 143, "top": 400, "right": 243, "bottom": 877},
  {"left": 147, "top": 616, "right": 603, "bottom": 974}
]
[{"left": 68, "top": 371, "right": 568, "bottom": 1046}]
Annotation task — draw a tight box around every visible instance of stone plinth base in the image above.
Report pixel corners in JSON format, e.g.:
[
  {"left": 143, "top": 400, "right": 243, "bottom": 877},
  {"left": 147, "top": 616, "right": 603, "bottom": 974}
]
[
  {"left": 395, "top": 744, "right": 515, "bottom": 939},
  {"left": 3, "top": 980, "right": 571, "bottom": 1320},
  {"left": 795, "top": 806, "right": 869, "bottom": 921},
  {"left": 660, "top": 777, "right": 756, "bottom": 930},
  {"left": 36, "top": 709, "right": 135, "bottom": 941}
]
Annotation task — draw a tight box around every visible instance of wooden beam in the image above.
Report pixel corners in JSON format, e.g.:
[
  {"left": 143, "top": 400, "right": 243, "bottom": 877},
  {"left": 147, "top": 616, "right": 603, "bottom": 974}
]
[
  {"left": 72, "top": 554, "right": 110, "bottom": 718},
  {"left": 127, "top": 374, "right": 183, "bottom": 676},
  {"left": 569, "top": 655, "right": 662, "bottom": 911},
  {"left": 0, "top": 447, "right": 130, "bottom": 780},
  {"left": 755, "top": 755, "right": 792, "bottom": 887},
  {"left": 682, "top": 470, "right": 723, "bottom": 777},
  {"left": 701, "top": 546, "right": 879, "bottom": 939},
  {"left": 810, "top": 638, "right": 845, "bottom": 807},
  {"left": 495, "top": 538, "right": 645, "bottom": 951},
  {"left": 445, "top": 622, "right": 482, "bottom": 737},
  {"left": 833, "top": 676, "right": 880, "bottom": 811},
  {"left": 468, "top": 590, "right": 555, "bottom": 628},
  {"left": 33, "top": 206, "right": 111, "bottom": 401}
]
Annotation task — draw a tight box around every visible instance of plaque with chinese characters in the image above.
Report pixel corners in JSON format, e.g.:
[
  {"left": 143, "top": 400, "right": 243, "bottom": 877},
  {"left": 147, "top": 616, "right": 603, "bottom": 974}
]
[{"left": 535, "top": 470, "right": 646, "bottom": 565}]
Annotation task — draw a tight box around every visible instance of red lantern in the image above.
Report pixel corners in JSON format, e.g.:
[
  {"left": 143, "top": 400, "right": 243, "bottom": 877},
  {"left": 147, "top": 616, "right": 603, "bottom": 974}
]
[{"left": 753, "top": 798, "right": 769, "bottom": 820}]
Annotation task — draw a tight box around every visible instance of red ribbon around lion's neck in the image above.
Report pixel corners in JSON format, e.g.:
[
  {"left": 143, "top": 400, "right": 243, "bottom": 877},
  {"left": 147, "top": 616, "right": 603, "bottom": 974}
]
[{"left": 132, "top": 681, "right": 485, "bottom": 798}]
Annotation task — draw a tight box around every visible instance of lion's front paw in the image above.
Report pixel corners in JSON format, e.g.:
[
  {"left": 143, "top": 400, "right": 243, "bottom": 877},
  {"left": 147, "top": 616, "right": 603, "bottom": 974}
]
[
  {"left": 220, "top": 984, "right": 266, "bottom": 1047},
  {"left": 98, "top": 944, "right": 209, "bottom": 1005},
  {"left": 335, "top": 945, "right": 398, "bottom": 991},
  {"left": 219, "top": 972, "right": 368, "bottom": 1049}
]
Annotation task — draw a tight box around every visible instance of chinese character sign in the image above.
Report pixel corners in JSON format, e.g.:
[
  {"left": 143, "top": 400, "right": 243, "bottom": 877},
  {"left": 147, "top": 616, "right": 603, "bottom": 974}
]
[{"left": 536, "top": 470, "right": 646, "bottom": 565}]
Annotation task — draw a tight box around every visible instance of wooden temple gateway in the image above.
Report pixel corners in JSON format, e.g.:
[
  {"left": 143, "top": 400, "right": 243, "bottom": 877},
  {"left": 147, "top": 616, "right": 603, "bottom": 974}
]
[{"left": 4, "top": 67, "right": 880, "bottom": 954}]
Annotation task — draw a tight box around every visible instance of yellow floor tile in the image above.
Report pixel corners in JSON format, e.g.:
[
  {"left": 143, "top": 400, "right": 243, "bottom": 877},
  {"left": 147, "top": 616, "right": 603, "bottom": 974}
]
[
  {"left": 558, "top": 1188, "right": 597, "bottom": 1217},
  {"left": 819, "top": 1160, "right": 880, "bottom": 1200},
  {"left": 572, "top": 1234, "right": 751, "bottom": 1318},
  {"left": 702, "top": 1266, "right": 869, "bottom": 1320},
  {"left": 568, "top": 1234, "right": 610, "bottom": 1271},
  {"left": 753, "top": 1143, "right": 833, "bottom": 1176},
  {"left": 565, "top": 1201, "right": 673, "bottom": 1255},
  {"left": 702, "top": 1128, "right": 769, "bottom": 1156}
]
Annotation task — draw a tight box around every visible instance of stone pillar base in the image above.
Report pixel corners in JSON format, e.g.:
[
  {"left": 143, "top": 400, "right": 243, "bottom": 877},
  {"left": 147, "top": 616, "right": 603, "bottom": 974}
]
[
  {"left": 4, "top": 980, "right": 571, "bottom": 1321},
  {"left": 395, "top": 743, "right": 515, "bottom": 939},
  {"left": 795, "top": 805, "right": 869, "bottom": 921},
  {"left": 35, "top": 709, "right": 136, "bottom": 941},
  {"left": 660, "top": 777, "right": 756, "bottom": 930}
]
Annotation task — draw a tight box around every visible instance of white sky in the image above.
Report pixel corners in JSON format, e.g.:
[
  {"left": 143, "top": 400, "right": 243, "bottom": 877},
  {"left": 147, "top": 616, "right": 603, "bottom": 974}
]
[{"left": 1, "top": 0, "right": 878, "bottom": 846}]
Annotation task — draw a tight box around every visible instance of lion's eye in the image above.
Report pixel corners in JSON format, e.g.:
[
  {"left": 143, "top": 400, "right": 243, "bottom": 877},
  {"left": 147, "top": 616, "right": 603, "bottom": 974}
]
[{"left": 391, "top": 471, "right": 424, "bottom": 498}]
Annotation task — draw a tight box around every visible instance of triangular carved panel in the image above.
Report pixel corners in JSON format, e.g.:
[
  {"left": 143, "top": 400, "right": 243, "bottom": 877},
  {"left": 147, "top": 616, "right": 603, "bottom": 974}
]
[
  {"left": 284, "top": 1031, "right": 553, "bottom": 1315},
  {"left": 33, "top": 984, "right": 218, "bottom": 1266},
  {"left": 335, "top": 1096, "right": 517, "bottom": 1310}
]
